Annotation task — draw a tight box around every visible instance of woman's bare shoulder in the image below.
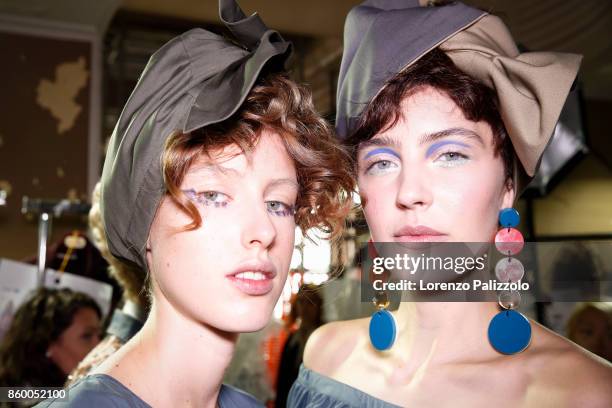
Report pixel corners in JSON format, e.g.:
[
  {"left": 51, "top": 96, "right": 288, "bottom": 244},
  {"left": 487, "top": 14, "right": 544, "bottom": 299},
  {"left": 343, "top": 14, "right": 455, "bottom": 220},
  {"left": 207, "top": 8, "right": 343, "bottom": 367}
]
[
  {"left": 303, "top": 317, "right": 369, "bottom": 376},
  {"left": 527, "top": 323, "right": 612, "bottom": 406}
]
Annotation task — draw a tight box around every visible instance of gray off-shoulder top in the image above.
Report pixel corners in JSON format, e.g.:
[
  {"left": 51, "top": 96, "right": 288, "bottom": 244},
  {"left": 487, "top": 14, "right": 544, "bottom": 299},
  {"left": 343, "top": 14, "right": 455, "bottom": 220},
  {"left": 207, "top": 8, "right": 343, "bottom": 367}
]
[
  {"left": 287, "top": 364, "right": 403, "bottom": 408},
  {"left": 35, "top": 373, "right": 263, "bottom": 408}
]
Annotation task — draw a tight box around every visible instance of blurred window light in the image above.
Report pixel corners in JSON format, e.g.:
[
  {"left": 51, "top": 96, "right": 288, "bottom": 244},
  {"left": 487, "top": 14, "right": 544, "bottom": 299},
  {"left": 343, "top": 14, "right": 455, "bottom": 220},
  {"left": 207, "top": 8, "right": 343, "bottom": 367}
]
[
  {"left": 302, "top": 271, "right": 329, "bottom": 285},
  {"left": 303, "top": 232, "right": 331, "bottom": 274}
]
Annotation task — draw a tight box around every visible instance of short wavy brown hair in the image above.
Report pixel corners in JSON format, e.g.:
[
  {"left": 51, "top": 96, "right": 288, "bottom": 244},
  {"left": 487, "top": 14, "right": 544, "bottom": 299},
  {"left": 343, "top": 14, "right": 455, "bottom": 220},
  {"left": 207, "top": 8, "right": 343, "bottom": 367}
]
[
  {"left": 348, "top": 48, "right": 515, "bottom": 187},
  {"left": 162, "top": 73, "right": 355, "bottom": 240}
]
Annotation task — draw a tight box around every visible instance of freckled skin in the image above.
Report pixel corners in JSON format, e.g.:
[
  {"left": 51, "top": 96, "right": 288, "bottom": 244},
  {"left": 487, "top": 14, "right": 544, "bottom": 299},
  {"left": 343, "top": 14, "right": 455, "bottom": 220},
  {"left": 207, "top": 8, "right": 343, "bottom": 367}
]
[{"left": 146, "top": 130, "right": 298, "bottom": 333}]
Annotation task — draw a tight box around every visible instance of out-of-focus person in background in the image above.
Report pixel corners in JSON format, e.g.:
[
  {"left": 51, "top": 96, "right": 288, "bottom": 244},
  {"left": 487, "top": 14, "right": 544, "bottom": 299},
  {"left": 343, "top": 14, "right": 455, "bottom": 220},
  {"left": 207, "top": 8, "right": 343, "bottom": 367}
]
[
  {"left": 551, "top": 243, "right": 602, "bottom": 301},
  {"left": 321, "top": 247, "right": 373, "bottom": 323},
  {"left": 0, "top": 288, "right": 101, "bottom": 388},
  {"left": 276, "top": 284, "right": 323, "bottom": 408},
  {"left": 65, "top": 182, "right": 149, "bottom": 386},
  {"left": 567, "top": 302, "right": 612, "bottom": 362}
]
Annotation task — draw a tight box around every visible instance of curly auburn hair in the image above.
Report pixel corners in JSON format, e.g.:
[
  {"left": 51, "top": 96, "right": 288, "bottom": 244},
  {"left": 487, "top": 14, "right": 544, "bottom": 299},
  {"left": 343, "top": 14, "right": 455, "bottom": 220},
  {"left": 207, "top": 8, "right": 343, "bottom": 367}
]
[{"left": 162, "top": 73, "right": 355, "bottom": 240}]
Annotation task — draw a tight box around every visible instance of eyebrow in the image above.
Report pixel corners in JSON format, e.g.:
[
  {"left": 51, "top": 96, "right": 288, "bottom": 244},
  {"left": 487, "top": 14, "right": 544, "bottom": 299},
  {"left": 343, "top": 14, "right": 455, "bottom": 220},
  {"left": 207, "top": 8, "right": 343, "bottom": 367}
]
[
  {"left": 358, "top": 135, "right": 401, "bottom": 151},
  {"left": 418, "top": 127, "right": 484, "bottom": 147},
  {"left": 187, "top": 165, "right": 298, "bottom": 191},
  {"left": 358, "top": 127, "right": 484, "bottom": 155},
  {"left": 187, "top": 163, "right": 239, "bottom": 177},
  {"left": 267, "top": 178, "right": 299, "bottom": 191}
]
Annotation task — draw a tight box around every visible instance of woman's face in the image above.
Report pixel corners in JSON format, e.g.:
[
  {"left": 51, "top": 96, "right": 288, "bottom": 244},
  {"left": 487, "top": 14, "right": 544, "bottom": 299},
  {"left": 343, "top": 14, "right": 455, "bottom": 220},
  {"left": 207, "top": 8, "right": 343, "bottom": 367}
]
[
  {"left": 147, "top": 129, "right": 297, "bottom": 332},
  {"left": 47, "top": 307, "right": 101, "bottom": 374},
  {"left": 357, "top": 87, "right": 514, "bottom": 243}
]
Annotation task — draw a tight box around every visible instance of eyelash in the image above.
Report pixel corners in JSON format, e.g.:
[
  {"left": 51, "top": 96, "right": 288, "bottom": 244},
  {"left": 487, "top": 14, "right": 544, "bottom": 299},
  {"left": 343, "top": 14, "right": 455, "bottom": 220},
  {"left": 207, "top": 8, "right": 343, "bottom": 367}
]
[
  {"left": 363, "top": 157, "right": 400, "bottom": 175},
  {"left": 184, "top": 189, "right": 229, "bottom": 208},
  {"left": 266, "top": 201, "right": 296, "bottom": 217},
  {"left": 434, "top": 150, "right": 469, "bottom": 166},
  {"left": 363, "top": 149, "right": 470, "bottom": 174},
  {"left": 182, "top": 189, "right": 296, "bottom": 217}
]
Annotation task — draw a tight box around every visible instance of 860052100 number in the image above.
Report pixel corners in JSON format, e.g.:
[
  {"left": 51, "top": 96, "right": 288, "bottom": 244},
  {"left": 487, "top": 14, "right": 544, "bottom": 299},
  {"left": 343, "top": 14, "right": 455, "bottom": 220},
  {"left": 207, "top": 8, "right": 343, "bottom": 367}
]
[{"left": 1, "top": 387, "right": 68, "bottom": 402}]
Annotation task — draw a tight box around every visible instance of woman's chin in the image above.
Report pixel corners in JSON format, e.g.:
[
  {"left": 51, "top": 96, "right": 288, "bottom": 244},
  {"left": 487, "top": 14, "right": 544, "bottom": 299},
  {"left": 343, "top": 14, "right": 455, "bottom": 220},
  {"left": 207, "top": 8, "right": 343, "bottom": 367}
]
[
  {"left": 205, "top": 308, "right": 274, "bottom": 334},
  {"left": 215, "top": 318, "right": 270, "bottom": 334},
  {"left": 236, "top": 319, "right": 270, "bottom": 333}
]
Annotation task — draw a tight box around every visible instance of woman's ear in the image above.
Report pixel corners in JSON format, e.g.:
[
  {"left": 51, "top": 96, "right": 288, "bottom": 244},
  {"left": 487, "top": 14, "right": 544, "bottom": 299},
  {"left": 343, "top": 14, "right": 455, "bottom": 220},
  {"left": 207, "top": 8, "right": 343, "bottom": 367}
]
[{"left": 501, "top": 178, "right": 516, "bottom": 210}]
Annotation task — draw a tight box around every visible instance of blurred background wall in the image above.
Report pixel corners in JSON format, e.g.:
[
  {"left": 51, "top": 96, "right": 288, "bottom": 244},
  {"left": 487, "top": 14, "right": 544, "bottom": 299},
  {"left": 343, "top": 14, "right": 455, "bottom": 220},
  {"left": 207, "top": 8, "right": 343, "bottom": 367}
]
[{"left": 0, "top": 0, "right": 610, "bottom": 261}]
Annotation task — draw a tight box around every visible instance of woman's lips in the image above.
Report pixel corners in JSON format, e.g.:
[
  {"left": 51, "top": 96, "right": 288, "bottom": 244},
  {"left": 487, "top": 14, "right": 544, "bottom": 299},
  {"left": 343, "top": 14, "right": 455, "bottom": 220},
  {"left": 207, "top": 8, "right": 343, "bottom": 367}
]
[
  {"left": 226, "top": 274, "right": 274, "bottom": 295},
  {"left": 393, "top": 225, "right": 446, "bottom": 242},
  {"left": 394, "top": 235, "right": 445, "bottom": 242},
  {"left": 226, "top": 261, "right": 276, "bottom": 296}
]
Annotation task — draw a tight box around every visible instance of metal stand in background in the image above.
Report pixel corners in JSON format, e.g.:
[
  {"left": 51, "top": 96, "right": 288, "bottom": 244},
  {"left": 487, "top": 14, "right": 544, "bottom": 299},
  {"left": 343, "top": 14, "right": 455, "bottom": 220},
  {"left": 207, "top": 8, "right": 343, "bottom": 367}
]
[
  {"left": 36, "top": 212, "right": 51, "bottom": 286},
  {"left": 21, "top": 197, "right": 91, "bottom": 287}
]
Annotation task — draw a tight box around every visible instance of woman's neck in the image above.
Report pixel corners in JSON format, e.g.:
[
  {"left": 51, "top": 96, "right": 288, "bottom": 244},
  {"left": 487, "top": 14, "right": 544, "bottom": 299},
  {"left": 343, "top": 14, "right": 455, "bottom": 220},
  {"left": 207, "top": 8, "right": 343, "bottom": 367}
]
[
  {"left": 98, "top": 287, "right": 238, "bottom": 407},
  {"left": 387, "top": 301, "right": 500, "bottom": 383}
]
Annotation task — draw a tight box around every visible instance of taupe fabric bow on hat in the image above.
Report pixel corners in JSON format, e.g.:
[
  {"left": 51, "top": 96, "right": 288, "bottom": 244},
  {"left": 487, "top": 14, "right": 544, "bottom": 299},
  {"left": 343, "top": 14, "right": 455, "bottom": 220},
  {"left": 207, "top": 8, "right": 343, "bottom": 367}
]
[
  {"left": 100, "top": 0, "right": 292, "bottom": 270},
  {"left": 336, "top": 0, "right": 582, "bottom": 185}
]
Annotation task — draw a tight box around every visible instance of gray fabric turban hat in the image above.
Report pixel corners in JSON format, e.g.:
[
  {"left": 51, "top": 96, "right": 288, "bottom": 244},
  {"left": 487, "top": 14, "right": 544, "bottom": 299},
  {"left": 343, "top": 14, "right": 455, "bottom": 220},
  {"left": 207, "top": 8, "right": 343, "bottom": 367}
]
[
  {"left": 336, "top": 0, "right": 582, "bottom": 191},
  {"left": 100, "top": 0, "right": 292, "bottom": 270}
]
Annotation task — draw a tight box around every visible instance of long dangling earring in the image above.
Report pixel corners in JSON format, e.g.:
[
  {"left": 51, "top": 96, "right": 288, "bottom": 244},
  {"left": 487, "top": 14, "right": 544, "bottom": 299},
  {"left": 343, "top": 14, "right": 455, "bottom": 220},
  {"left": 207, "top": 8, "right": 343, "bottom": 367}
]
[
  {"left": 488, "top": 208, "right": 532, "bottom": 354},
  {"left": 366, "top": 239, "right": 397, "bottom": 351},
  {"left": 369, "top": 290, "right": 397, "bottom": 351}
]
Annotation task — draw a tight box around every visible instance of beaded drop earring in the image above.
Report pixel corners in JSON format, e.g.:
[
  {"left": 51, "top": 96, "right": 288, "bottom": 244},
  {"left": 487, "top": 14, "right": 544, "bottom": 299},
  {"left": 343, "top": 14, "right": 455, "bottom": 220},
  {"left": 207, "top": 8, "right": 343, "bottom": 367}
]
[{"left": 488, "top": 208, "right": 531, "bottom": 355}]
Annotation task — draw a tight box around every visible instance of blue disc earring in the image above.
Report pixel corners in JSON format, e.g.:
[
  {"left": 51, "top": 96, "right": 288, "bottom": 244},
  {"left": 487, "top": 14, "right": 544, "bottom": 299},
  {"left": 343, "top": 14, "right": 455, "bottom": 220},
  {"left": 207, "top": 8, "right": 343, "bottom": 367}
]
[
  {"left": 369, "top": 291, "right": 396, "bottom": 351},
  {"left": 488, "top": 292, "right": 531, "bottom": 354},
  {"left": 488, "top": 208, "right": 532, "bottom": 355}
]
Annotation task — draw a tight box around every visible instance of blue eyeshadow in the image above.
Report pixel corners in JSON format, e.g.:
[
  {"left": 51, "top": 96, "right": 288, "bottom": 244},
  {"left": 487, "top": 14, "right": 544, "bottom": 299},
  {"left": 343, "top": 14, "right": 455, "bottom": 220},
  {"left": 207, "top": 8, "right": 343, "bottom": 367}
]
[
  {"left": 425, "top": 140, "right": 469, "bottom": 158},
  {"left": 364, "top": 147, "right": 401, "bottom": 160}
]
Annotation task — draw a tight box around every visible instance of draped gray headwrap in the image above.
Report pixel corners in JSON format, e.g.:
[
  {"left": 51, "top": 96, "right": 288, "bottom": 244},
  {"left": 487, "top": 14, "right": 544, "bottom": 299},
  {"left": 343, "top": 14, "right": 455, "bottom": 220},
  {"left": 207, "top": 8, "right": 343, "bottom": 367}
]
[
  {"left": 101, "top": 0, "right": 292, "bottom": 269},
  {"left": 336, "top": 0, "right": 582, "bottom": 191}
]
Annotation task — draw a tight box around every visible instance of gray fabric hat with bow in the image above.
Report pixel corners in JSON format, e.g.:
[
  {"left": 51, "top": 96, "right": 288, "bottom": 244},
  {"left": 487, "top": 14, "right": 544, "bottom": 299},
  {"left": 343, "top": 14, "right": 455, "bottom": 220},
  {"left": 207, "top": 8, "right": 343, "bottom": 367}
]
[
  {"left": 336, "top": 0, "right": 582, "bottom": 190},
  {"left": 100, "top": 0, "right": 292, "bottom": 270}
]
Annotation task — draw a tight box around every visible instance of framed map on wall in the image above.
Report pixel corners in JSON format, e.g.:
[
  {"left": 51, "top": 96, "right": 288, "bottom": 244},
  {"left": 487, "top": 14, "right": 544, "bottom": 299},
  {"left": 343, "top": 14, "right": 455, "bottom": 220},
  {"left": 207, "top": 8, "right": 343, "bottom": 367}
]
[{"left": 0, "top": 16, "right": 101, "bottom": 261}]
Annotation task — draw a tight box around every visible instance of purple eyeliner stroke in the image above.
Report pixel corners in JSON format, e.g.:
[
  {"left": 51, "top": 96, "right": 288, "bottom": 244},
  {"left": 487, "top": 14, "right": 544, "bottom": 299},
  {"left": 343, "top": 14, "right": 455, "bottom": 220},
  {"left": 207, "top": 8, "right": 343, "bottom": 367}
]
[
  {"left": 425, "top": 140, "right": 470, "bottom": 158},
  {"left": 182, "top": 188, "right": 227, "bottom": 207},
  {"left": 275, "top": 208, "right": 295, "bottom": 217},
  {"left": 184, "top": 188, "right": 293, "bottom": 215},
  {"left": 183, "top": 188, "right": 198, "bottom": 200}
]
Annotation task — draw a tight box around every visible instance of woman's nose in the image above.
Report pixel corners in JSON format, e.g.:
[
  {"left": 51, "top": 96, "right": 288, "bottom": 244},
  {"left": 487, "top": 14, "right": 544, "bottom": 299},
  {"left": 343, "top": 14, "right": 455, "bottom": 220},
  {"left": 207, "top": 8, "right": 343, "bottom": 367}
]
[
  {"left": 395, "top": 166, "right": 433, "bottom": 210},
  {"left": 241, "top": 203, "right": 277, "bottom": 249}
]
